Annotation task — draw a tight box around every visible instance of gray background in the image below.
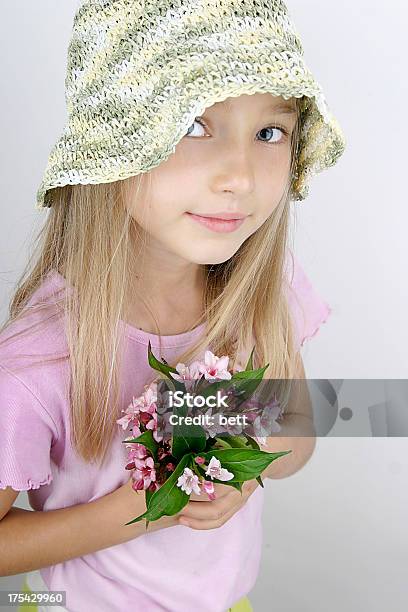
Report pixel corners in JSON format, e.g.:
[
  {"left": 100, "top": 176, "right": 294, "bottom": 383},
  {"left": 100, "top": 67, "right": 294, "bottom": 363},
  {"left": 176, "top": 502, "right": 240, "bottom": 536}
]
[{"left": 1, "top": 1, "right": 407, "bottom": 610}]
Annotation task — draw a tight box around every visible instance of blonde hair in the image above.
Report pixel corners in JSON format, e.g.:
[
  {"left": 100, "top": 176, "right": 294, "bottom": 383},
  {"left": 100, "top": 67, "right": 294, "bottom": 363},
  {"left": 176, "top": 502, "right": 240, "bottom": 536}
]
[{"left": 0, "top": 96, "right": 303, "bottom": 465}]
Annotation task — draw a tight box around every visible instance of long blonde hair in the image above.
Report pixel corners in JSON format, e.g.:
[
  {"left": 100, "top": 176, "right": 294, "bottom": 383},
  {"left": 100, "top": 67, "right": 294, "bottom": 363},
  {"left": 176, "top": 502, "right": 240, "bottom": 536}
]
[{"left": 0, "top": 96, "right": 304, "bottom": 465}]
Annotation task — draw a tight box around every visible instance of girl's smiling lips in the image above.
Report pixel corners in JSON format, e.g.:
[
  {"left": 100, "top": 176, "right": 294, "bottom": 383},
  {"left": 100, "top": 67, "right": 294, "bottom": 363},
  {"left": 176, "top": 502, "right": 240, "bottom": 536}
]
[
  {"left": 188, "top": 211, "right": 248, "bottom": 220},
  {"left": 185, "top": 212, "right": 248, "bottom": 233}
]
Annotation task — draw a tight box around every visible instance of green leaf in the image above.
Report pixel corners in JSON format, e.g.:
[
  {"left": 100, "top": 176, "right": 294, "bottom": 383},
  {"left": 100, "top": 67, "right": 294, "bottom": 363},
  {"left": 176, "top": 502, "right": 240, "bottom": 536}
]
[
  {"left": 243, "top": 433, "right": 261, "bottom": 451},
  {"left": 193, "top": 454, "right": 255, "bottom": 493},
  {"left": 243, "top": 436, "right": 271, "bottom": 486},
  {"left": 245, "top": 346, "right": 255, "bottom": 371},
  {"left": 171, "top": 403, "right": 207, "bottom": 460},
  {"left": 231, "top": 364, "right": 268, "bottom": 381},
  {"left": 147, "top": 341, "right": 179, "bottom": 381},
  {"left": 197, "top": 377, "right": 234, "bottom": 400},
  {"left": 256, "top": 475, "right": 264, "bottom": 488},
  {"left": 229, "top": 436, "right": 265, "bottom": 488},
  {"left": 212, "top": 436, "right": 233, "bottom": 450},
  {"left": 199, "top": 448, "right": 291, "bottom": 483},
  {"left": 124, "top": 453, "right": 193, "bottom": 526},
  {"left": 121, "top": 430, "right": 159, "bottom": 461},
  {"left": 230, "top": 365, "right": 270, "bottom": 411},
  {"left": 224, "top": 435, "right": 250, "bottom": 449},
  {"left": 145, "top": 488, "right": 154, "bottom": 507}
]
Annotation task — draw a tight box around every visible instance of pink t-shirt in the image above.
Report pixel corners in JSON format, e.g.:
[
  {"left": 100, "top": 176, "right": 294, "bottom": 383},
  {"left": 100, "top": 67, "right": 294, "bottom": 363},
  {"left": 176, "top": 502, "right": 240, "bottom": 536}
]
[{"left": 0, "top": 252, "right": 330, "bottom": 612}]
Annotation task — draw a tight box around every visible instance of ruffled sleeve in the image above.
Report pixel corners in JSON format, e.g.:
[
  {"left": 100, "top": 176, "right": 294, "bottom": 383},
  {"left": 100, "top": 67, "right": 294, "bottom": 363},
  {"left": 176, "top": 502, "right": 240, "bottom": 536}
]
[
  {"left": 285, "top": 250, "right": 332, "bottom": 352},
  {"left": 0, "top": 364, "right": 56, "bottom": 491}
]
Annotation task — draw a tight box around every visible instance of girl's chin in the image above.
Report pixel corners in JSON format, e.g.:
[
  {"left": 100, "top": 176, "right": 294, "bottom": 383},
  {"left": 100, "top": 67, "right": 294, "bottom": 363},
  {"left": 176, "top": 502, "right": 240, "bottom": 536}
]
[{"left": 181, "top": 244, "right": 244, "bottom": 266}]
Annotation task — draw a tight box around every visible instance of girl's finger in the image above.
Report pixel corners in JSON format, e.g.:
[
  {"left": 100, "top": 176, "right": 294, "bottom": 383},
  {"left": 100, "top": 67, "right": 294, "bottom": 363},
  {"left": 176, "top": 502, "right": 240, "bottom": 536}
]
[
  {"left": 188, "top": 487, "right": 215, "bottom": 502},
  {"left": 179, "top": 493, "right": 248, "bottom": 530},
  {"left": 178, "top": 497, "right": 234, "bottom": 521},
  {"left": 180, "top": 486, "right": 250, "bottom": 522},
  {"left": 179, "top": 480, "right": 259, "bottom": 526},
  {"left": 179, "top": 491, "right": 239, "bottom": 522},
  {"left": 188, "top": 491, "right": 212, "bottom": 502}
]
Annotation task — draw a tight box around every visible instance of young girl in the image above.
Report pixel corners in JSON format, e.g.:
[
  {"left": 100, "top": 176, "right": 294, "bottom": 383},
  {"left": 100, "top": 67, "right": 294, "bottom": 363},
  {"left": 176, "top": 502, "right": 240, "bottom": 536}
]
[{"left": 0, "top": 1, "right": 345, "bottom": 611}]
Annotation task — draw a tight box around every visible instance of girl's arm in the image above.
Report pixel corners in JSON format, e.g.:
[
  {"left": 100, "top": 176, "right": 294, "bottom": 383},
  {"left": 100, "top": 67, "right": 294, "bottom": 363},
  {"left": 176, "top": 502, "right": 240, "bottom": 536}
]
[
  {"left": 261, "top": 352, "right": 316, "bottom": 480},
  {"left": 0, "top": 367, "right": 180, "bottom": 576},
  {"left": 0, "top": 478, "right": 178, "bottom": 577}
]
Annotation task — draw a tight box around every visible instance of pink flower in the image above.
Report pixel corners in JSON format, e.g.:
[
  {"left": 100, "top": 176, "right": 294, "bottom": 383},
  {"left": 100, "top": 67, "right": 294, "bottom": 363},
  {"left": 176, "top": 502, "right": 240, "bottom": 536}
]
[
  {"left": 131, "top": 423, "right": 142, "bottom": 438},
  {"left": 176, "top": 467, "right": 202, "bottom": 495},
  {"left": 132, "top": 456, "right": 156, "bottom": 491},
  {"left": 137, "top": 389, "right": 157, "bottom": 423},
  {"left": 116, "top": 413, "right": 134, "bottom": 430},
  {"left": 126, "top": 383, "right": 157, "bottom": 416},
  {"left": 150, "top": 414, "right": 164, "bottom": 442},
  {"left": 116, "top": 386, "right": 157, "bottom": 432},
  {"left": 154, "top": 412, "right": 173, "bottom": 443},
  {"left": 253, "top": 403, "right": 282, "bottom": 436},
  {"left": 145, "top": 410, "right": 158, "bottom": 431},
  {"left": 117, "top": 405, "right": 140, "bottom": 428},
  {"left": 158, "top": 446, "right": 171, "bottom": 461},
  {"left": 202, "top": 479, "right": 216, "bottom": 501},
  {"left": 124, "top": 439, "right": 143, "bottom": 450},
  {"left": 170, "top": 361, "right": 203, "bottom": 382},
  {"left": 243, "top": 411, "right": 258, "bottom": 424},
  {"left": 205, "top": 456, "right": 234, "bottom": 481},
  {"left": 139, "top": 403, "right": 156, "bottom": 423},
  {"left": 132, "top": 478, "right": 145, "bottom": 492},
  {"left": 130, "top": 382, "right": 157, "bottom": 407},
  {"left": 198, "top": 351, "right": 232, "bottom": 381},
  {"left": 126, "top": 443, "right": 148, "bottom": 462},
  {"left": 201, "top": 407, "right": 226, "bottom": 438},
  {"left": 194, "top": 456, "right": 205, "bottom": 465},
  {"left": 146, "top": 382, "right": 158, "bottom": 401},
  {"left": 118, "top": 383, "right": 163, "bottom": 441}
]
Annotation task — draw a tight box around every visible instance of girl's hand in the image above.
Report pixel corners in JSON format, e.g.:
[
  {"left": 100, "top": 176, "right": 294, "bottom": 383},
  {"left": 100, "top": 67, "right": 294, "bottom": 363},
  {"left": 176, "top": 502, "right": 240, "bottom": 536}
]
[
  {"left": 115, "top": 477, "right": 182, "bottom": 537},
  {"left": 178, "top": 479, "right": 259, "bottom": 530}
]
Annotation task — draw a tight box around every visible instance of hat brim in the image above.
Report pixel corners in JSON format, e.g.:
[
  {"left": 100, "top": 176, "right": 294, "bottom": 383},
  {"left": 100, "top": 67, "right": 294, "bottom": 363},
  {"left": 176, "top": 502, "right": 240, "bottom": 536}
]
[{"left": 36, "top": 55, "right": 345, "bottom": 209}]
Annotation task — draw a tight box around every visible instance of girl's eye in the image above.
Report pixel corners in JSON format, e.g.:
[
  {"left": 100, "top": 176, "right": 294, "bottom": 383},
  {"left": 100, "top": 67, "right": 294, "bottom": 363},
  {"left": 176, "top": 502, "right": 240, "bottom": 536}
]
[
  {"left": 185, "top": 119, "right": 208, "bottom": 138},
  {"left": 185, "top": 118, "right": 288, "bottom": 144},
  {"left": 257, "top": 126, "right": 287, "bottom": 144}
]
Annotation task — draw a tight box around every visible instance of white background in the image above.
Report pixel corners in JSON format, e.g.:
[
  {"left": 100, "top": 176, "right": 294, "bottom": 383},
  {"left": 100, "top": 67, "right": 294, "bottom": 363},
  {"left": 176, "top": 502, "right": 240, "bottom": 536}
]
[{"left": 0, "top": 1, "right": 407, "bottom": 610}]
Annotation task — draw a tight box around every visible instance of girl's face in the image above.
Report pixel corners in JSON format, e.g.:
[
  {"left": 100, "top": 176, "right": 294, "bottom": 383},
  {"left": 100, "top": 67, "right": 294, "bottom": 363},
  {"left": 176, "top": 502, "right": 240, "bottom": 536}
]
[{"left": 127, "top": 92, "right": 298, "bottom": 266}]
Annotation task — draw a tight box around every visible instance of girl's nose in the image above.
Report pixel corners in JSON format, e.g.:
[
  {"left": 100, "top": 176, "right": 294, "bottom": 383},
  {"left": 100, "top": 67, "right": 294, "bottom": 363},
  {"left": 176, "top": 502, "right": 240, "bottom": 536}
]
[{"left": 211, "top": 145, "right": 255, "bottom": 196}]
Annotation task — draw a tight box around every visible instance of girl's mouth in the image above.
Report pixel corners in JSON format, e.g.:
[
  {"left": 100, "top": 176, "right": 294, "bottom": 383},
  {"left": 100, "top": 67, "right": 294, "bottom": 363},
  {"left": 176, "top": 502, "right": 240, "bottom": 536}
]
[{"left": 185, "top": 213, "right": 246, "bottom": 233}]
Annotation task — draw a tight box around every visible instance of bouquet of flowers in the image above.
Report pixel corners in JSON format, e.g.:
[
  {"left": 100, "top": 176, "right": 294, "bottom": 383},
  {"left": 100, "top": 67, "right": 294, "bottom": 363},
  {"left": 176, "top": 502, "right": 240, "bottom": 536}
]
[{"left": 116, "top": 341, "right": 291, "bottom": 529}]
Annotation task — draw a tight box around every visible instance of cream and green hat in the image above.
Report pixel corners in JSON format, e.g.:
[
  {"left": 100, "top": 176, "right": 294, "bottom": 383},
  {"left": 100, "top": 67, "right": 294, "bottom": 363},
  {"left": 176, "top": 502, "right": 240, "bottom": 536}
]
[{"left": 36, "top": 0, "right": 346, "bottom": 210}]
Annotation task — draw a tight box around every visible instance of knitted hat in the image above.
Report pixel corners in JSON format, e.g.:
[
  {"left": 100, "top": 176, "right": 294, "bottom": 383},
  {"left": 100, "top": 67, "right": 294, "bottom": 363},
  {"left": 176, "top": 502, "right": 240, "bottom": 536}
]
[{"left": 35, "top": 0, "right": 346, "bottom": 210}]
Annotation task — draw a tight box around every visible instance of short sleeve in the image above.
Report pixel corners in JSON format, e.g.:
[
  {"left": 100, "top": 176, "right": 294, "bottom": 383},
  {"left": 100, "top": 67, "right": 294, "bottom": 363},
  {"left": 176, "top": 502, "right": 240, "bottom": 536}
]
[
  {"left": 0, "top": 364, "right": 56, "bottom": 491},
  {"left": 285, "top": 251, "right": 332, "bottom": 351}
]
